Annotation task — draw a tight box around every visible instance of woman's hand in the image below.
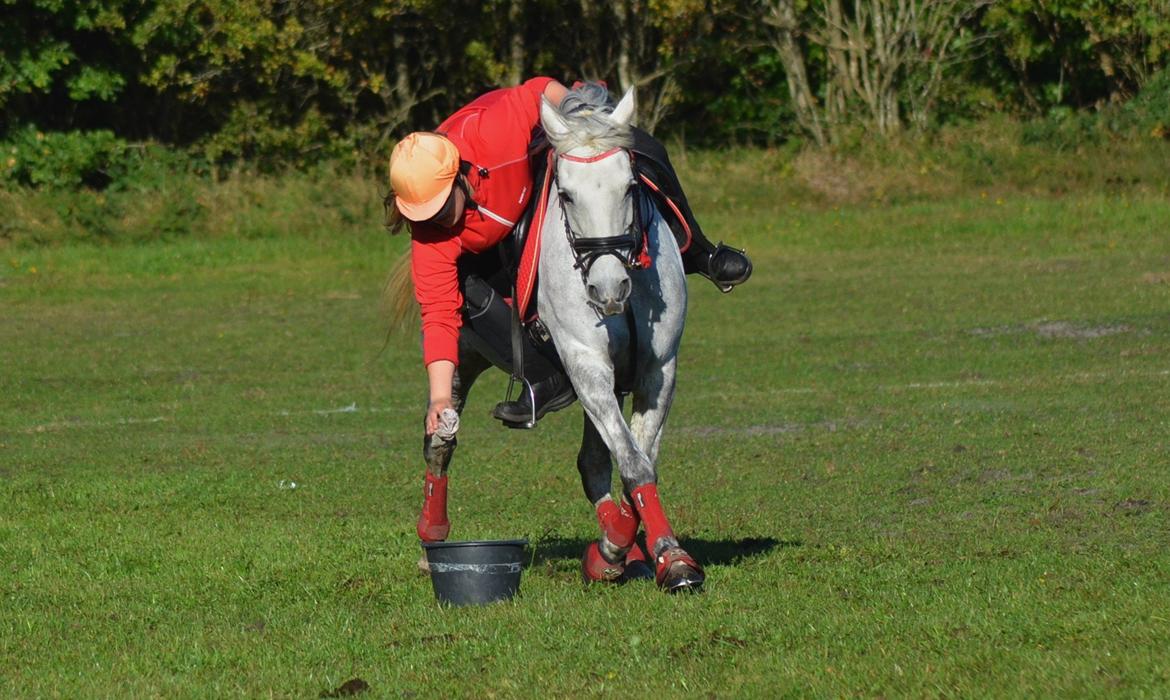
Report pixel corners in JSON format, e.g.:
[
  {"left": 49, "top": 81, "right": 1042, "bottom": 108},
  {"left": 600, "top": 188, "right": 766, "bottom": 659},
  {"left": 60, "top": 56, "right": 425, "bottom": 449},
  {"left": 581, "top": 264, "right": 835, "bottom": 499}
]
[
  {"left": 426, "top": 397, "right": 455, "bottom": 435},
  {"left": 544, "top": 80, "right": 568, "bottom": 107}
]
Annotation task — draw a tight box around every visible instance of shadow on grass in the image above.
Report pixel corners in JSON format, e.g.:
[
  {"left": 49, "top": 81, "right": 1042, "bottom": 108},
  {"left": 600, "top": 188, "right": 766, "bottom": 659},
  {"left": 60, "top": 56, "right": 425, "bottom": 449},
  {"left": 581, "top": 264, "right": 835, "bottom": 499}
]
[{"left": 528, "top": 535, "right": 796, "bottom": 567}]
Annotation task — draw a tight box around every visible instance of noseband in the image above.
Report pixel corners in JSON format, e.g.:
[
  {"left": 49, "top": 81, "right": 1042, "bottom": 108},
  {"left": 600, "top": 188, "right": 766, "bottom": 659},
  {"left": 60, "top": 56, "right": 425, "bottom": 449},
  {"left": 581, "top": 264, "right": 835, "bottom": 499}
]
[{"left": 556, "top": 148, "right": 648, "bottom": 285}]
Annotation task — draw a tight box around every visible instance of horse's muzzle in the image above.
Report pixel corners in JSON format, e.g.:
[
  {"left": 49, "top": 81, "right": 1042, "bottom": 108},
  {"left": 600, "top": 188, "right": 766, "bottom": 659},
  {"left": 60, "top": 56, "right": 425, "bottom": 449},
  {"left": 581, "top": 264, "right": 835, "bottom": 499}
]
[
  {"left": 586, "top": 278, "right": 631, "bottom": 317},
  {"left": 590, "top": 299, "right": 626, "bottom": 317}
]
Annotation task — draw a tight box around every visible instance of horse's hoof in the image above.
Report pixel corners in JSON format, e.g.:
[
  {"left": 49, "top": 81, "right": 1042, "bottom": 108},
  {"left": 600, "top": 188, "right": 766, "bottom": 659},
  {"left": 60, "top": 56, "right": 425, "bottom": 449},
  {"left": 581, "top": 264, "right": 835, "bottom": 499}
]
[
  {"left": 417, "top": 554, "right": 431, "bottom": 574},
  {"left": 654, "top": 547, "right": 705, "bottom": 594},
  {"left": 581, "top": 541, "right": 625, "bottom": 583},
  {"left": 619, "top": 543, "right": 655, "bottom": 582}
]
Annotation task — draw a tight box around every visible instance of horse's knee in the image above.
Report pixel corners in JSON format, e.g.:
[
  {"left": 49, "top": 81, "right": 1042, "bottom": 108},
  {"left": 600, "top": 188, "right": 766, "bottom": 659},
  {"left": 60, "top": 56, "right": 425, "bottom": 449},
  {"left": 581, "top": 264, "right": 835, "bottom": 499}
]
[
  {"left": 423, "top": 433, "right": 457, "bottom": 475},
  {"left": 618, "top": 456, "right": 656, "bottom": 493}
]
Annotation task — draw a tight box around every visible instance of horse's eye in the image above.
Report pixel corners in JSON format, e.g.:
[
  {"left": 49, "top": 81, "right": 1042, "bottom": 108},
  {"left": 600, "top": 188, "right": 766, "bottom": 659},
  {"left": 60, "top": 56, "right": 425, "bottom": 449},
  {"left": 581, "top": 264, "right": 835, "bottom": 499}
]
[{"left": 559, "top": 190, "right": 574, "bottom": 205}]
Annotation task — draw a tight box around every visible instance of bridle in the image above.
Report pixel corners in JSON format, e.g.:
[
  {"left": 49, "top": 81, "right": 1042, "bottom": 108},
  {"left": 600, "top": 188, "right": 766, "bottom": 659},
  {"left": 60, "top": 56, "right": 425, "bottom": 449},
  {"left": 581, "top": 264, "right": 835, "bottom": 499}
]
[{"left": 555, "top": 148, "right": 648, "bottom": 286}]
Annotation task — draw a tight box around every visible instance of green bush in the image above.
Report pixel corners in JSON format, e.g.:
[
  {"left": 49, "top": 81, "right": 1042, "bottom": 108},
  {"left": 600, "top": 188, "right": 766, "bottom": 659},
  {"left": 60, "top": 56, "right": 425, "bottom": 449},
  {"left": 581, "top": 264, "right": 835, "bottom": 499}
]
[
  {"left": 1019, "top": 108, "right": 1102, "bottom": 150},
  {"left": 0, "top": 135, "right": 212, "bottom": 245},
  {"left": 1021, "top": 70, "right": 1170, "bottom": 149},
  {"left": 1118, "top": 69, "right": 1170, "bottom": 137},
  {"left": 1, "top": 127, "right": 129, "bottom": 190}
]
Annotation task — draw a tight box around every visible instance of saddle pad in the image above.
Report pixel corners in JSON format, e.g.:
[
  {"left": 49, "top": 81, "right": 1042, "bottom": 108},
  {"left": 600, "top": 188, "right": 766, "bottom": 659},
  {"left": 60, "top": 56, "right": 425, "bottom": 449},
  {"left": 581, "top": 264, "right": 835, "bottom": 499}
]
[{"left": 515, "top": 149, "right": 555, "bottom": 321}]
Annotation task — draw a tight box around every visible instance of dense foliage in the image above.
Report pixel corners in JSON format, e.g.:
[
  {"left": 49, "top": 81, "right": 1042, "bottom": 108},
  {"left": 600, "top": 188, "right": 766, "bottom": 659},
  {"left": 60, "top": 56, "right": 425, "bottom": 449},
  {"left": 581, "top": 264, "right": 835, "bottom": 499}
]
[{"left": 2, "top": 0, "right": 1169, "bottom": 187}]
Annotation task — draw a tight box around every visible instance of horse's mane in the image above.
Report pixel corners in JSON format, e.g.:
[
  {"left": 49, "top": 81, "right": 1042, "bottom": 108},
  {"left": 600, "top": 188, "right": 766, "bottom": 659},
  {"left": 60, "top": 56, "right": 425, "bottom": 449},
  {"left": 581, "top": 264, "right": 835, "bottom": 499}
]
[{"left": 546, "top": 82, "right": 633, "bottom": 154}]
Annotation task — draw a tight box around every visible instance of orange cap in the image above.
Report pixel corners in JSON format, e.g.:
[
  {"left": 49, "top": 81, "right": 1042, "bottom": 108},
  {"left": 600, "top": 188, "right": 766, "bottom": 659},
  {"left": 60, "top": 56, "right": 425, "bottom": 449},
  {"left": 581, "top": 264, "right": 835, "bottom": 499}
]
[{"left": 389, "top": 133, "right": 460, "bottom": 221}]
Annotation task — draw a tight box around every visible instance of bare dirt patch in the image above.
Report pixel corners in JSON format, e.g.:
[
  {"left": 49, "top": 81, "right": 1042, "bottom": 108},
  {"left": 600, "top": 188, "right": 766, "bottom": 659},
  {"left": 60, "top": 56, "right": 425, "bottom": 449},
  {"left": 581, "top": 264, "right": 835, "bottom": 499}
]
[
  {"left": 1031, "top": 321, "right": 1131, "bottom": 339},
  {"left": 243, "top": 619, "right": 266, "bottom": 633},
  {"left": 1028, "top": 258, "right": 1087, "bottom": 273},
  {"left": 669, "top": 631, "right": 751, "bottom": 660},
  {"left": 685, "top": 419, "right": 865, "bottom": 438},
  {"left": 320, "top": 678, "right": 369, "bottom": 697},
  {"left": 1113, "top": 498, "right": 1153, "bottom": 515},
  {"left": 969, "top": 320, "right": 1133, "bottom": 340}
]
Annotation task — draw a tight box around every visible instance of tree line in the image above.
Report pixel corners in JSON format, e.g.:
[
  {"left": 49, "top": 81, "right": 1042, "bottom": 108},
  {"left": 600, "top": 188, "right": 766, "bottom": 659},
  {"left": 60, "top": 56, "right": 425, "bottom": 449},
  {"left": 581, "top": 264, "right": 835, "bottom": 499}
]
[{"left": 2, "top": 0, "right": 1169, "bottom": 180}]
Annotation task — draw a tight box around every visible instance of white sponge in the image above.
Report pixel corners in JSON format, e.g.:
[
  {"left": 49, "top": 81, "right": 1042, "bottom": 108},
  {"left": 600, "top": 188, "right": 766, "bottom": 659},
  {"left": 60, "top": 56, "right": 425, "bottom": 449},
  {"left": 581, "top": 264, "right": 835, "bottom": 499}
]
[{"left": 430, "top": 407, "right": 460, "bottom": 445}]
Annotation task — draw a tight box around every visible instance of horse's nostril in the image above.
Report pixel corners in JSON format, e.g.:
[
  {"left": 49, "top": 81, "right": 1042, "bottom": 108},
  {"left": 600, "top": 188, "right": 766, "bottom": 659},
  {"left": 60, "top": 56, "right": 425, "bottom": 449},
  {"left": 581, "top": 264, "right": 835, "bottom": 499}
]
[
  {"left": 618, "top": 278, "right": 631, "bottom": 301},
  {"left": 586, "top": 284, "right": 602, "bottom": 303}
]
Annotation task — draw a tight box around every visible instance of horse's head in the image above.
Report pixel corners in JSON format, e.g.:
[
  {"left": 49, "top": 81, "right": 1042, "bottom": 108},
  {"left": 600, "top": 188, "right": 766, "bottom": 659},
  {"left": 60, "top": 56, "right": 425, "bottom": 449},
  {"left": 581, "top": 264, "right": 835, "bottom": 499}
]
[{"left": 541, "top": 87, "right": 639, "bottom": 317}]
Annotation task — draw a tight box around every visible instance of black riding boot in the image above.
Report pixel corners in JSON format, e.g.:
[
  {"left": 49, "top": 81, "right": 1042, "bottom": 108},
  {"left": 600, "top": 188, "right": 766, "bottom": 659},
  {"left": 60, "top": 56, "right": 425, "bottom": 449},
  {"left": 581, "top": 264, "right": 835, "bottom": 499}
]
[
  {"left": 682, "top": 239, "right": 753, "bottom": 293},
  {"left": 461, "top": 274, "right": 576, "bottom": 429},
  {"left": 630, "top": 127, "right": 753, "bottom": 291},
  {"left": 492, "top": 372, "right": 577, "bottom": 428}
]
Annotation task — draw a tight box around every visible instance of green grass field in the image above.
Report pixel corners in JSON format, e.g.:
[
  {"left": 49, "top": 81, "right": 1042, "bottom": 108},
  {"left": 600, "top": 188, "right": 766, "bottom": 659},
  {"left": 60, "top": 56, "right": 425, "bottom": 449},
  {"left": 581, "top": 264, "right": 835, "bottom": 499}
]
[{"left": 2, "top": 173, "right": 1170, "bottom": 697}]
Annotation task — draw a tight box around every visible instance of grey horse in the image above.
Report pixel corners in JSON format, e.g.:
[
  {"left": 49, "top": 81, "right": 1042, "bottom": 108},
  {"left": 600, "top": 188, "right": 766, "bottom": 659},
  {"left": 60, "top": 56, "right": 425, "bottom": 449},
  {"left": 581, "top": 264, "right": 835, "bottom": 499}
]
[{"left": 420, "top": 86, "right": 704, "bottom": 592}]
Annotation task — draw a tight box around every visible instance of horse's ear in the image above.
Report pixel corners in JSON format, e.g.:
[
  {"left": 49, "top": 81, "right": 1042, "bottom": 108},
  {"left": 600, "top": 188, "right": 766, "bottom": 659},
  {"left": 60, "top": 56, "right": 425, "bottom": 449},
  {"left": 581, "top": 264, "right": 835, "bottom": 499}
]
[
  {"left": 609, "top": 87, "right": 636, "bottom": 126},
  {"left": 540, "top": 97, "right": 571, "bottom": 143}
]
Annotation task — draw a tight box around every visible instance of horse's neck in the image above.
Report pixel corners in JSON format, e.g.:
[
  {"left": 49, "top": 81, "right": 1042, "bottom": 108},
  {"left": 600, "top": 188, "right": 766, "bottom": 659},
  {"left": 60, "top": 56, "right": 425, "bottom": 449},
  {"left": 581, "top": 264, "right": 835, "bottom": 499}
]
[
  {"left": 536, "top": 200, "right": 567, "bottom": 295},
  {"left": 644, "top": 203, "right": 678, "bottom": 258},
  {"left": 540, "top": 195, "right": 570, "bottom": 260}
]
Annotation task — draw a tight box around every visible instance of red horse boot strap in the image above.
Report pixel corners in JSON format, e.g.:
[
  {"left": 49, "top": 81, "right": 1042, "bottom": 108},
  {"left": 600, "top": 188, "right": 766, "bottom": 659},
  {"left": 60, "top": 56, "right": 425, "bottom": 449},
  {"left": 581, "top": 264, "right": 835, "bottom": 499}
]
[
  {"left": 654, "top": 547, "right": 705, "bottom": 593},
  {"left": 595, "top": 499, "right": 637, "bottom": 549},
  {"left": 619, "top": 497, "right": 641, "bottom": 527},
  {"left": 416, "top": 472, "right": 450, "bottom": 542},
  {"left": 629, "top": 483, "right": 675, "bottom": 553},
  {"left": 582, "top": 541, "right": 626, "bottom": 583}
]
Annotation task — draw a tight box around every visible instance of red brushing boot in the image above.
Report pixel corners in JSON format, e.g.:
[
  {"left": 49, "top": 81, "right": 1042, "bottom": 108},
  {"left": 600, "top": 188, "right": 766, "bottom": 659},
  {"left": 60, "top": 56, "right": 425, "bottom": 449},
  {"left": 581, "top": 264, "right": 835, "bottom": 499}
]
[
  {"left": 615, "top": 498, "right": 654, "bottom": 581},
  {"left": 596, "top": 498, "right": 637, "bottom": 549},
  {"left": 416, "top": 472, "right": 450, "bottom": 542},
  {"left": 582, "top": 497, "right": 641, "bottom": 583},
  {"left": 582, "top": 541, "right": 625, "bottom": 582},
  {"left": 629, "top": 483, "right": 705, "bottom": 593}
]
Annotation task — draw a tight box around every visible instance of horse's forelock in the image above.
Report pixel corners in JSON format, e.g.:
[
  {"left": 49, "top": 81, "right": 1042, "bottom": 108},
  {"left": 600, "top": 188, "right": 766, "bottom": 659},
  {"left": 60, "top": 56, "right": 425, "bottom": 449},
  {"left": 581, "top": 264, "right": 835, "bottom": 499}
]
[{"left": 547, "top": 82, "right": 632, "bottom": 155}]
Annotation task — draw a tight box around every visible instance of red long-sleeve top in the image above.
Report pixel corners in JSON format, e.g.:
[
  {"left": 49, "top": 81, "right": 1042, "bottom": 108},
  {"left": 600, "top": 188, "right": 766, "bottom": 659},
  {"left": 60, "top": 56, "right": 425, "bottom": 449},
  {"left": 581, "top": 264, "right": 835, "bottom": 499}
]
[{"left": 410, "top": 77, "right": 554, "bottom": 366}]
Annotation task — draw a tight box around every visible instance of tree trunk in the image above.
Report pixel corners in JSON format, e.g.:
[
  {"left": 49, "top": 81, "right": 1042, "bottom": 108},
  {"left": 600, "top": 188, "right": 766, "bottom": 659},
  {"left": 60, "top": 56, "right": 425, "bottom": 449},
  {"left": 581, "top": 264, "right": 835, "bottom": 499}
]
[
  {"left": 765, "top": 0, "right": 826, "bottom": 146},
  {"left": 616, "top": 0, "right": 633, "bottom": 94},
  {"left": 823, "top": 0, "right": 851, "bottom": 139},
  {"left": 508, "top": 0, "right": 525, "bottom": 86},
  {"left": 810, "top": 0, "right": 990, "bottom": 137},
  {"left": 392, "top": 26, "right": 411, "bottom": 104}
]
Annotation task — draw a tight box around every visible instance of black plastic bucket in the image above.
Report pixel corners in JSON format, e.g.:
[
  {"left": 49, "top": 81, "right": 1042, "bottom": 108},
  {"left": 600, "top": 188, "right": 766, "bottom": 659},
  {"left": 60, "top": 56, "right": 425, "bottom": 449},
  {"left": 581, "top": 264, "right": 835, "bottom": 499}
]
[{"left": 421, "top": 539, "right": 528, "bottom": 606}]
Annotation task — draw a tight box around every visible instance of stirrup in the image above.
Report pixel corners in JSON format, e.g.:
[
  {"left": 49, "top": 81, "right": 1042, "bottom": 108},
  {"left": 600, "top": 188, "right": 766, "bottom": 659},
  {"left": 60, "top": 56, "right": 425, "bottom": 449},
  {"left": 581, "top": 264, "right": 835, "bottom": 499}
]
[
  {"left": 494, "top": 375, "right": 536, "bottom": 429},
  {"left": 708, "top": 242, "right": 752, "bottom": 293}
]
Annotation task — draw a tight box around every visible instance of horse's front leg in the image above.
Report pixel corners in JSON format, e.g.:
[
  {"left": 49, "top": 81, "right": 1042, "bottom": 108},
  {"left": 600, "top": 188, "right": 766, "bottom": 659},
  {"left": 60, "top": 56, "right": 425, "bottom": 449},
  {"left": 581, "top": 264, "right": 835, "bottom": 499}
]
[
  {"left": 578, "top": 410, "right": 653, "bottom": 582},
  {"left": 564, "top": 357, "right": 686, "bottom": 569},
  {"left": 627, "top": 355, "right": 704, "bottom": 592},
  {"left": 628, "top": 355, "right": 676, "bottom": 466},
  {"left": 416, "top": 339, "right": 491, "bottom": 543}
]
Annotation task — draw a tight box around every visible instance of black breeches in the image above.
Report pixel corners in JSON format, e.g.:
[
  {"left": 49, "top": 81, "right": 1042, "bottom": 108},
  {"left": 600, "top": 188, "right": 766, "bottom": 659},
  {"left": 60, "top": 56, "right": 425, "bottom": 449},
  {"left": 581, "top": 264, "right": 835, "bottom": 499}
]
[
  {"left": 629, "top": 128, "right": 719, "bottom": 273},
  {"left": 457, "top": 246, "right": 561, "bottom": 383}
]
